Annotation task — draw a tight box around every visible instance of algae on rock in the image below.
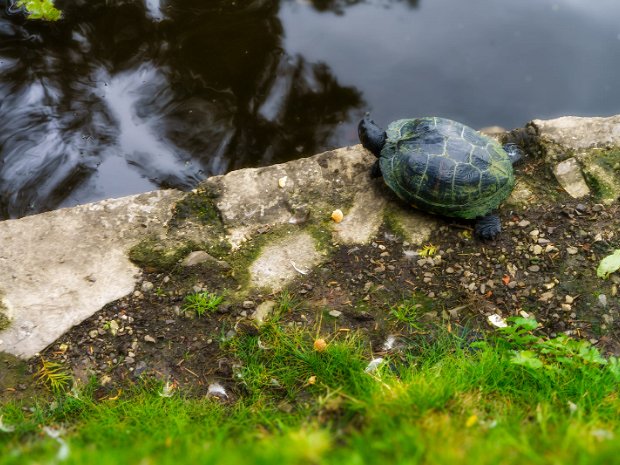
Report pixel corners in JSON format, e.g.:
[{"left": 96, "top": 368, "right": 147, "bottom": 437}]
[
  {"left": 581, "top": 149, "right": 620, "bottom": 203},
  {"left": 0, "top": 295, "right": 10, "bottom": 331}
]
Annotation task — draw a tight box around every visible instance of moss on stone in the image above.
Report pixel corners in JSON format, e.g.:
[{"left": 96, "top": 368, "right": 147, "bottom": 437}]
[
  {"left": 306, "top": 222, "right": 336, "bottom": 254},
  {"left": 170, "top": 186, "right": 225, "bottom": 230},
  {"left": 0, "top": 312, "right": 10, "bottom": 331},
  {"left": 584, "top": 170, "right": 615, "bottom": 201},
  {"left": 226, "top": 224, "right": 305, "bottom": 290},
  {"left": 382, "top": 208, "right": 409, "bottom": 242},
  {"left": 128, "top": 237, "right": 197, "bottom": 272},
  {"left": 0, "top": 298, "right": 10, "bottom": 331}
]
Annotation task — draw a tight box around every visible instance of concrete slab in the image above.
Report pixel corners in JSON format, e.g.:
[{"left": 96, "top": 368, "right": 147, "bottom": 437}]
[
  {"left": 249, "top": 232, "right": 323, "bottom": 292},
  {"left": 533, "top": 115, "right": 620, "bottom": 152},
  {"left": 0, "top": 190, "right": 183, "bottom": 358}
]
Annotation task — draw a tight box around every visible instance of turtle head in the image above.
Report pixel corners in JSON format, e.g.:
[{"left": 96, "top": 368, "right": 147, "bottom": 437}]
[{"left": 358, "top": 114, "right": 386, "bottom": 158}]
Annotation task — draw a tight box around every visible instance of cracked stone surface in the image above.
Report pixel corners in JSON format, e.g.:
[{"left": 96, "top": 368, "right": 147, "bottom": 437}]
[
  {"left": 334, "top": 188, "right": 387, "bottom": 245},
  {"left": 534, "top": 115, "right": 620, "bottom": 154},
  {"left": 204, "top": 145, "right": 376, "bottom": 248},
  {"left": 553, "top": 158, "right": 591, "bottom": 199},
  {"left": 249, "top": 232, "right": 324, "bottom": 292},
  {"left": 0, "top": 190, "right": 183, "bottom": 358}
]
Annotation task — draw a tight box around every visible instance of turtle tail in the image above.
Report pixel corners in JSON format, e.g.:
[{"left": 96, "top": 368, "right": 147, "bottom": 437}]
[{"left": 358, "top": 115, "right": 386, "bottom": 158}]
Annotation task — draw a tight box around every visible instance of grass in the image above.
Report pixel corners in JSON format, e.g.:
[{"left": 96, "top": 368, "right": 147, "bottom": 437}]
[
  {"left": 2, "top": 317, "right": 620, "bottom": 464},
  {"left": 182, "top": 291, "right": 224, "bottom": 317},
  {"left": 388, "top": 294, "right": 434, "bottom": 332}
]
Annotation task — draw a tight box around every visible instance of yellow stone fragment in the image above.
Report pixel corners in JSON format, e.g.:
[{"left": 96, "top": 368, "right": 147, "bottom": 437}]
[
  {"left": 331, "top": 209, "right": 344, "bottom": 223},
  {"left": 278, "top": 176, "right": 287, "bottom": 188},
  {"left": 313, "top": 338, "right": 327, "bottom": 352}
]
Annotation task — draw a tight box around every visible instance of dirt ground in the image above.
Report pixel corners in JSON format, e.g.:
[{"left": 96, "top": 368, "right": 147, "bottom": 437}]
[
  {"left": 0, "top": 140, "right": 620, "bottom": 399},
  {"left": 2, "top": 157, "right": 620, "bottom": 403}
]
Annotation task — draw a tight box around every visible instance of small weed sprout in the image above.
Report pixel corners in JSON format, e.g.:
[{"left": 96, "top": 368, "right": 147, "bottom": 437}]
[
  {"left": 183, "top": 291, "right": 223, "bottom": 316},
  {"left": 389, "top": 299, "right": 425, "bottom": 331},
  {"left": 35, "top": 358, "right": 72, "bottom": 393},
  {"left": 417, "top": 243, "right": 438, "bottom": 257}
]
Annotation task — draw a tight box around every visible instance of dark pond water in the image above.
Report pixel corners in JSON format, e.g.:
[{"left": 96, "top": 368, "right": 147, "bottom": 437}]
[{"left": 1, "top": 0, "right": 620, "bottom": 218}]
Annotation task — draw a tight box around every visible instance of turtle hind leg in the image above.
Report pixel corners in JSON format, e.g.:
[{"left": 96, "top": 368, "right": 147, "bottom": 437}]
[
  {"left": 370, "top": 159, "right": 382, "bottom": 179},
  {"left": 474, "top": 214, "right": 501, "bottom": 240}
]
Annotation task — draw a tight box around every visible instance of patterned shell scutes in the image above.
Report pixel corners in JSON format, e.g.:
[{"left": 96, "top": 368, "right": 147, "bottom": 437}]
[{"left": 379, "top": 117, "right": 515, "bottom": 219}]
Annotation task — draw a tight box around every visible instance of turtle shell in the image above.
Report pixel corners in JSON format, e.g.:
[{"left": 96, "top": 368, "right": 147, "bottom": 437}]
[{"left": 379, "top": 117, "right": 515, "bottom": 219}]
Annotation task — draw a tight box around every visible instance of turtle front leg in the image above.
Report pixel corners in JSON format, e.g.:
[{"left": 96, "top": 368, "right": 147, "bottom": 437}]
[
  {"left": 474, "top": 214, "right": 501, "bottom": 240},
  {"left": 503, "top": 143, "right": 524, "bottom": 165},
  {"left": 370, "top": 159, "right": 382, "bottom": 179}
]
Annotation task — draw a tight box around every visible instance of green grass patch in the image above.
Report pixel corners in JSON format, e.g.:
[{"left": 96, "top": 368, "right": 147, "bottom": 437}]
[
  {"left": 388, "top": 294, "right": 435, "bottom": 331},
  {"left": 2, "top": 319, "right": 620, "bottom": 464},
  {"left": 182, "top": 292, "right": 224, "bottom": 317}
]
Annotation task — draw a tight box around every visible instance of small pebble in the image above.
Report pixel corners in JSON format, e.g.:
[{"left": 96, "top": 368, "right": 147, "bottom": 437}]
[
  {"left": 144, "top": 335, "right": 156, "bottom": 343},
  {"left": 528, "top": 265, "right": 540, "bottom": 272},
  {"left": 242, "top": 301, "right": 255, "bottom": 309},
  {"left": 518, "top": 220, "right": 531, "bottom": 228},
  {"left": 567, "top": 247, "right": 579, "bottom": 255},
  {"left": 328, "top": 310, "right": 342, "bottom": 318},
  {"left": 538, "top": 291, "right": 554, "bottom": 302}
]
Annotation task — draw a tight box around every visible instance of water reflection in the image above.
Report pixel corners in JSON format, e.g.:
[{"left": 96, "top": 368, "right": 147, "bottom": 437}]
[
  {"left": 0, "top": 0, "right": 363, "bottom": 218},
  {"left": 2, "top": 0, "right": 620, "bottom": 218},
  {"left": 301, "top": 0, "right": 419, "bottom": 14}
]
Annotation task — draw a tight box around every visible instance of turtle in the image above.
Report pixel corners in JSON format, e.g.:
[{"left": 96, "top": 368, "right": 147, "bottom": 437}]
[{"left": 358, "top": 115, "right": 523, "bottom": 239}]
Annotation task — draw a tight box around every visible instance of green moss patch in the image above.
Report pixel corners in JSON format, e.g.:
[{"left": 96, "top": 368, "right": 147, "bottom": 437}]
[
  {"left": 0, "top": 312, "right": 10, "bottom": 331},
  {"left": 0, "top": 298, "right": 10, "bottom": 331},
  {"left": 383, "top": 208, "right": 409, "bottom": 241},
  {"left": 582, "top": 148, "right": 620, "bottom": 202},
  {"left": 128, "top": 237, "right": 198, "bottom": 272},
  {"left": 171, "top": 187, "right": 224, "bottom": 228}
]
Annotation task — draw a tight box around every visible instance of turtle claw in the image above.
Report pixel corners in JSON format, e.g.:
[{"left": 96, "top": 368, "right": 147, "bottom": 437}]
[{"left": 474, "top": 214, "right": 501, "bottom": 240}]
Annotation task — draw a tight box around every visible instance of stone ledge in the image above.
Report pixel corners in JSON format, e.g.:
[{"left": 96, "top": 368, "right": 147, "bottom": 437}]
[{"left": 1, "top": 115, "right": 619, "bottom": 359}]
